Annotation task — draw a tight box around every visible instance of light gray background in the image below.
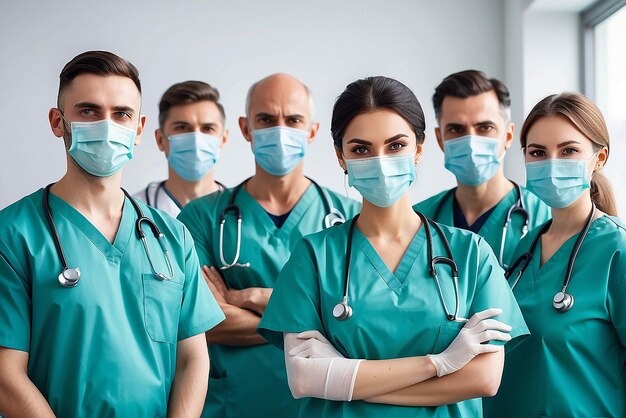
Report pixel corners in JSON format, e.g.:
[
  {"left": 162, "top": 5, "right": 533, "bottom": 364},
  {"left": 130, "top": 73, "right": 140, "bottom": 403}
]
[{"left": 0, "top": 0, "right": 595, "bottom": 210}]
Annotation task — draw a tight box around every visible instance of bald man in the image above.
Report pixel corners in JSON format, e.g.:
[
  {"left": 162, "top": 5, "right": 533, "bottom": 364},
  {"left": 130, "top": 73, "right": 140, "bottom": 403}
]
[{"left": 178, "top": 74, "right": 360, "bottom": 418}]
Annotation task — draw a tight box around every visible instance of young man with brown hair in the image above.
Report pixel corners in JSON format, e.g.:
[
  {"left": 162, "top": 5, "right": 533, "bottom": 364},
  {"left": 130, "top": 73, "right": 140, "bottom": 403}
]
[
  {"left": 0, "top": 51, "right": 224, "bottom": 418},
  {"left": 135, "top": 81, "right": 228, "bottom": 216}
]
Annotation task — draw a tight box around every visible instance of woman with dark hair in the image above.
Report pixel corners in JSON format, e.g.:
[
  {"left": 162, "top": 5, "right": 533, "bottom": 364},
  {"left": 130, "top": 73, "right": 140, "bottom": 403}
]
[
  {"left": 484, "top": 92, "right": 626, "bottom": 418},
  {"left": 258, "top": 76, "right": 528, "bottom": 417}
]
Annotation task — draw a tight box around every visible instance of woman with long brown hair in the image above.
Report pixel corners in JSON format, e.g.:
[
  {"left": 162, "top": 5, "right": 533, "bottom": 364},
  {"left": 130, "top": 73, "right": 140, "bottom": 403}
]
[{"left": 484, "top": 92, "right": 626, "bottom": 418}]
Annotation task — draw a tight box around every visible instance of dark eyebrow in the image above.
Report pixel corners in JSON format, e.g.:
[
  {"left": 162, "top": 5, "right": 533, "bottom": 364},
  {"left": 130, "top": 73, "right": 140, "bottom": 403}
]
[
  {"left": 347, "top": 134, "right": 408, "bottom": 145},
  {"left": 474, "top": 120, "right": 497, "bottom": 126},
  {"left": 255, "top": 112, "right": 276, "bottom": 119},
  {"left": 557, "top": 140, "right": 581, "bottom": 148},
  {"left": 526, "top": 143, "right": 546, "bottom": 149},
  {"left": 112, "top": 106, "right": 135, "bottom": 114},
  {"left": 444, "top": 123, "right": 465, "bottom": 130},
  {"left": 170, "top": 120, "right": 191, "bottom": 126},
  {"left": 74, "top": 102, "right": 102, "bottom": 110},
  {"left": 286, "top": 114, "right": 306, "bottom": 120}
]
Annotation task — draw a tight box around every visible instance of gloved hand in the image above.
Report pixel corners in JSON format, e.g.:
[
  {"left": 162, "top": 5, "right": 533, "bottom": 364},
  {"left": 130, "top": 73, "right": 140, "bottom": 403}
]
[
  {"left": 284, "top": 332, "right": 363, "bottom": 401},
  {"left": 288, "top": 330, "right": 344, "bottom": 358},
  {"left": 427, "top": 308, "right": 511, "bottom": 377}
]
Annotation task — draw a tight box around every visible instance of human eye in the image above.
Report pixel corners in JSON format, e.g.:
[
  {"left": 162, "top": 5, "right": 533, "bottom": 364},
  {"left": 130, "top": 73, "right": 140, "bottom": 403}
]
[
  {"left": 113, "top": 111, "right": 132, "bottom": 120},
  {"left": 561, "top": 147, "right": 579, "bottom": 156},
  {"left": 478, "top": 124, "right": 494, "bottom": 133},
  {"left": 388, "top": 141, "right": 407, "bottom": 151},
  {"left": 527, "top": 149, "right": 545, "bottom": 157},
  {"left": 351, "top": 146, "right": 369, "bottom": 155},
  {"left": 79, "top": 108, "right": 97, "bottom": 118}
]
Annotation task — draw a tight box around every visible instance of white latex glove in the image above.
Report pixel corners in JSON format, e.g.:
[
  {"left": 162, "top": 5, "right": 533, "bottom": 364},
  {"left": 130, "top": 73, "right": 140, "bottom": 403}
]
[
  {"left": 288, "top": 330, "right": 344, "bottom": 358},
  {"left": 427, "top": 308, "right": 511, "bottom": 377},
  {"left": 284, "top": 332, "right": 363, "bottom": 401}
]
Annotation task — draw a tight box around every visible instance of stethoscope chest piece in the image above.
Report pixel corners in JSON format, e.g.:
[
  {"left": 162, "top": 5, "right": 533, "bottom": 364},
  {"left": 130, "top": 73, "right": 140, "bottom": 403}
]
[
  {"left": 324, "top": 209, "right": 346, "bottom": 228},
  {"left": 553, "top": 291, "right": 574, "bottom": 312},
  {"left": 333, "top": 299, "right": 352, "bottom": 321},
  {"left": 58, "top": 267, "right": 81, "bottom": 287}
]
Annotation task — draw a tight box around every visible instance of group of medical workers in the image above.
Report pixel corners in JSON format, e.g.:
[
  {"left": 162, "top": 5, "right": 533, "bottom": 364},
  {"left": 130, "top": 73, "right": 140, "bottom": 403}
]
[{"left": 0, "top": 49, "right": 623, "bottom": 418}]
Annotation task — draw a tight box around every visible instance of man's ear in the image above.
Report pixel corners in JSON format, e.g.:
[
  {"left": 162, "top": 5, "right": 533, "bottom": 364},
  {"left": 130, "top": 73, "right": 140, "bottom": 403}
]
[
  {"left": 239, "top": 117, "right": 252, "bottom": 143},
  {"left": 504, "top": 122, "right": 515, "bottom": 151},
  {"left": 219, "top": 129, "right": 229, "bottom": 148},
  {"left": 155, "top": 128, "right": 166, "bottom": 151},
  {"left": 435, "top": 127, "right": 444, "bottom": 152},
  {"left": 48, "top": 107, "right": 65, "bottom": 138},
  {"left": 133, "top": 115, "right": 146, "bottom": 146},
  {"left": 307, "top": 122, "right": 320, "bottom": 144}
]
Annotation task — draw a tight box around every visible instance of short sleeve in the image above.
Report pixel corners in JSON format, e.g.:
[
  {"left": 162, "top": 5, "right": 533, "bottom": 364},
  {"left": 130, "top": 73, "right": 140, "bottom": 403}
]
[
  {"left": 470, "top": 237, "right": 529, "bottom": 351},
  {"left": 177, "top": 226, "right": 225, "bottom": 341},
  {"left": 608, "top": 249, "right": 626, "bottom": 348},
  {"left": 177, "top": 198, "right": 217, "bottom": 268},
  {"left": 258, "top": 238, "right": 325, "bottom": 349},
  {"left": 0, "top": 236, "right": 31, "bottom": 351}
]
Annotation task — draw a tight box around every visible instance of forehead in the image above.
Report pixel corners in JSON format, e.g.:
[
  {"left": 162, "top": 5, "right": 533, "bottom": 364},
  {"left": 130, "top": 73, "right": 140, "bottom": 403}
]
[
  {"left": 439, "top": 90, "right": 503, "bottom": 124},
  {"left": 343, "top": 109, "right": 414, "bottom": 141},
  {"left": 61, "top": 73, "right": 141, "bottom": 109},
  {"left": 526, "top": 115, "right": 592, "bottom": 146},
  {"left": 249, "top": 77, "right": 310, "bottom": 115},
  {"left": 165, "top": 101, "right": 223, "bottom": 125}
]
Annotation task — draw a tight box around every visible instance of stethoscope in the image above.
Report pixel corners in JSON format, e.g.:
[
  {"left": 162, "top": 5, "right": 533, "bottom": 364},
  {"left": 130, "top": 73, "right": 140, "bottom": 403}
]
[
  {"left": 505, "top": 203, "right": 596, "bottom": 313},
  {"left": 218, "top": 177, "right": 346, "bottom": 270},
  {"left": 44, "top": 183, "right": 175, "bottom": 287},
  {"left": 145, "top": 180, "right": 225, "bottom": 209},
  {"left": 432, "top": 182, "right": 529, "bottom": 268},
  {"left": 333, "top": 211, "right": 467, "bottom": 323}
]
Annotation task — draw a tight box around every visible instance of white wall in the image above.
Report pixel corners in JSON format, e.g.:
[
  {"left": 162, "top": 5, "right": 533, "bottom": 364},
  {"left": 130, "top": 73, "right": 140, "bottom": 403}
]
[{"left": 0, "top": 0, "right": 508, "bottom": 209}]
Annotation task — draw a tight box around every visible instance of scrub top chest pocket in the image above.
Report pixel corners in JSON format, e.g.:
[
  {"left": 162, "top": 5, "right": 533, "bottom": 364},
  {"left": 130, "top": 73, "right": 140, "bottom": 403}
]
[
  {"left": 140, "top": 226, "right": 185, "bottom": 344},
  {"left": 142, "top": 273, "right": 183, "bottom": 343}
]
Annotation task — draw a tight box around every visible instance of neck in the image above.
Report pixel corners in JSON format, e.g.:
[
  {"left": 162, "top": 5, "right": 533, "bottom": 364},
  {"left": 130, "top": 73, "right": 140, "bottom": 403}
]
[
  {"left": 165, "top": 168, "right": 220, "bottom": 207},
  {"left": 357, "top": 195, "right": 420, "bottom": 238},
  {"left": 52, "top": 157, "right": 125, "bottom": 215},
  {"left": 455, "top": 170, "right": 513, "bottom": 216},
  {"left": 548, "top": 192, "right": 594, "bottom": 238},
  {"left": 246, "top": 164, "right": 310, "bottom": 207}
]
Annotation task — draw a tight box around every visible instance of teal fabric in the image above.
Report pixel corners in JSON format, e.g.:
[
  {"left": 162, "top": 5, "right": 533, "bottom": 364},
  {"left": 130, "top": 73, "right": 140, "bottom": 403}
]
[
  {"left": 414, "top": 185, "right": 551, "bottom": 267},
  {"left": 178, "top": 184, "right": 360, "bottom": 418},
  {"left": 0, "top": 189, "right": 225, "bottom": 417},
  {"left": 258, "top": 219, "right": 528, "bottom": 417},
  {"left": 484, "top": 215, "right": 626, "bottom": 418}
]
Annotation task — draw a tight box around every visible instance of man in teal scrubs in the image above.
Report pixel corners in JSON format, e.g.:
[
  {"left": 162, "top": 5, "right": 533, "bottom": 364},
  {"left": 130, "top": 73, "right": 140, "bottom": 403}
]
[
  {"left": 414, "top": 70, "right": 550, "bottom": 268},
  {"left": 134, "top": 81, "right": 228, "bottom": 216},
  {"left": 178, "top": 73, "right": 360, "bottom": 418},
  {"left": 0, "top": 51, "right": 224, "bottom": 418}
]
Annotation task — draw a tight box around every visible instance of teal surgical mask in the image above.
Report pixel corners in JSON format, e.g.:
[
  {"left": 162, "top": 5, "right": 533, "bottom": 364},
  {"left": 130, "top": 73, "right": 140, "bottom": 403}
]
[
  {"left": 526, "top": 157, "right": 595, "bottom": 208},
  {"left": 345, "top": 153, "right": 416, "bottom": 208},
  {"left": 168, "top": 132, "right": 220, "bottom": 181},
  {"left": 252, "top": 126, "right": 308, "bottom": 176},
  {"left": 444, "top": 134, "right": 504, "bottom": 186},
  {"left": 67, "top": 119, "right": 137, "bottom": 177}
]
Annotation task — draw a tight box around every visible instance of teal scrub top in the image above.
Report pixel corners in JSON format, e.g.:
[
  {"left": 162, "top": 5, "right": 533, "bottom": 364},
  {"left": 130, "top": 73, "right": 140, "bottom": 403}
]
[
  {"left": 0, "top": 189, "right": 225, "bottom": 418},
  {"left": 177, "top": 183, "right": 360, "bottom": 418},
  {"left": 414, "top": 186, "right": 551, "bottom": 268},
  {"left": 484, "top": 215, "right": 626, "bottom": 418},
  {"left": 258, "top": 218, "right": 529, "bottom": 418}
]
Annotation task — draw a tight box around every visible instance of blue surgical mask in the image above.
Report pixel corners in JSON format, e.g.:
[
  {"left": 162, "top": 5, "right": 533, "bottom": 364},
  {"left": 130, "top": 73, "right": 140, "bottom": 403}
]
[
  {"left": 252, "top": 126, "right": 308, "bottom": 176},
  {"left": 68, "top": 119, "right": 137, "bottom": 177},
  {"left": 444, "top": 135, "right": 503, "bottom": 186},
  {"left": 526, "top": 158, "right": 593, "bottom": 208},
  {"left": 345, "top": 153, "right": 416, "bottom": 208},
  {"left": 167, "top": 132, "right": 220, "bottom": 181}
]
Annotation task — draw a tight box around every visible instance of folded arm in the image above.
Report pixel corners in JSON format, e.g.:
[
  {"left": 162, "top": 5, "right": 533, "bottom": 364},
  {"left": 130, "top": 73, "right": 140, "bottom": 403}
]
[
  {"left": 364, "top": 349, "right": 504, "bottom": 406},
  {"left": 202, "top": 266, "right": 267, "bottom": 346},
  {"left": 0, "top": 347, "right": 56, "bottom": 418}
]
